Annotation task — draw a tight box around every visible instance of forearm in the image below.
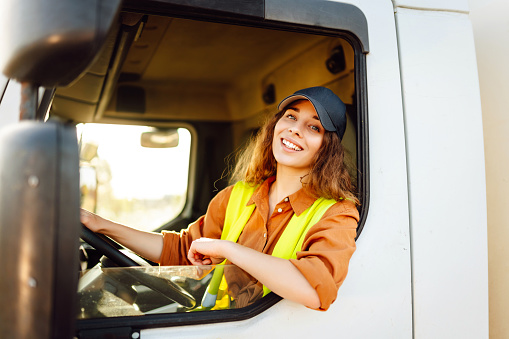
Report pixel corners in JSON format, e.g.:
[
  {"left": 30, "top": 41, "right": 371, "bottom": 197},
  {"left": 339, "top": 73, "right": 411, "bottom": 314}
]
[
  {"left": 81, "top": 210, "right": 164, "bottom": 262},
  {"left": 188, "top": 239, "right": 320, "bottom": 308},
  {"left": 100, "top": 221, "right": 163, "bottom": 263},
  {"left": 224, "top": 243, "right": 320, "bottom": 309}
]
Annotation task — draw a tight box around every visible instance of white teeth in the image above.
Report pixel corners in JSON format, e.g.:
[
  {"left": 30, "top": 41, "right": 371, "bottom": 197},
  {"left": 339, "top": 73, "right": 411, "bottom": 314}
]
[{"left": 282, "top": 139, "right": 302, "bottom": 151}]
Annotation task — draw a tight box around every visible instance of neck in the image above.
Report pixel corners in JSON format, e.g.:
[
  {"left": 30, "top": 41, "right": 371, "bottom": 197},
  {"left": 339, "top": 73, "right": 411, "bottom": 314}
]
[
  {"left": 267, "top": 166, "right": 307, "bottom": 218},
  {"left": 271, "top": 165, "right": 308, "bottom": 201}
]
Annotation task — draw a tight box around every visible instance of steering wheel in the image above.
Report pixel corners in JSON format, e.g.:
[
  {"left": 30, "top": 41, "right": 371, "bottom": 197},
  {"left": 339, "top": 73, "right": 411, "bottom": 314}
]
[{"left": 80, "top": 224, "right": 196, "bottom": 308}]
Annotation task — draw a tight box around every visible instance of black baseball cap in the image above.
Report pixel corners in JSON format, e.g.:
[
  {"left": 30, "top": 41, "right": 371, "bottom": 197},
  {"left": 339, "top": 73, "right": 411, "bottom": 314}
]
[{"left": 278, "top": 86, "right": 347, "bottom": 140}]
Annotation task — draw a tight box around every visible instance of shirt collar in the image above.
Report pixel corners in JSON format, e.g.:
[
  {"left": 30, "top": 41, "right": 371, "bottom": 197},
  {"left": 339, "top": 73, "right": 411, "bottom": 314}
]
[
  {"left": 247, "top": 176, "right": 317, "bottom": 216},
  {"left": 288, "top": 186, "right": 317, "bottom": 216}
]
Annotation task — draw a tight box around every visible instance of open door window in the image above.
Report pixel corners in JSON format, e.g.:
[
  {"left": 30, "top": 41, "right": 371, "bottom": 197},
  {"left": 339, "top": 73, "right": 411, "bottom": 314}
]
[
  {"left": 1, "top": 0, "right": 369, "bottom": 336},
  {"left": 71, "top": 0, "right": 369, "bottom": 335}
]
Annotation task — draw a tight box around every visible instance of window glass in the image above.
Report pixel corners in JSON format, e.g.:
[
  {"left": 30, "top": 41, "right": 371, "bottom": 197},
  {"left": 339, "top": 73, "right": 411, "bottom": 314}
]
[
  {"left": 78, "top": 123, "right": 191, "bottom": 231},
  {"left": 78, "top": 264, "right": 261, "bottom": 318},
  {"left": 75, "top": 4, "right": 367, "bottom": 328},
  {"left": 0, "top": 77, "right": 21, "bottom": 129}
]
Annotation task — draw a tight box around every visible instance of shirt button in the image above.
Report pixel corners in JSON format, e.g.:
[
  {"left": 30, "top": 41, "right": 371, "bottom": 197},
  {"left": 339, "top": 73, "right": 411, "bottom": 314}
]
[
  {"left": 277, "top": 208, "right": 283, "bottom": 213},
  {"left": 263, "top": 233, "right": 267, "bottom": 238},
  {"left": 284, "top": 197, "right": 289, "bottom": 202}
]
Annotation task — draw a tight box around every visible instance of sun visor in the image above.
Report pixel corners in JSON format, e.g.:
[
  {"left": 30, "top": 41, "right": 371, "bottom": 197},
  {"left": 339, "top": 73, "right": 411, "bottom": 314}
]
[{"left": 0, "top": 0, "right": 121, "bottom": 87}]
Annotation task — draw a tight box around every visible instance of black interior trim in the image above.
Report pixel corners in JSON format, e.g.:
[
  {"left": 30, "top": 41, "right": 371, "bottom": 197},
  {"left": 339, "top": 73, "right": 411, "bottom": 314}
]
[
  {"left": 124, "top": 0, "right": 369, "bottom": 53},
  {"left": 36, "top": 88, "right": 56, "bottom": 121},
  {"left": 123, "top": 0, "right": 265, "bottom": 18},
  {"left": 354, "top": 42, "right": 369, "bottom": 240}
]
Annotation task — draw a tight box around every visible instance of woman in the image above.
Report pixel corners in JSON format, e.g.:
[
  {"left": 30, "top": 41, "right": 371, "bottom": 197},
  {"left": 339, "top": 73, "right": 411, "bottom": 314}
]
[{"left": 81, "top": 86, "right": 359, "bottom": 311}]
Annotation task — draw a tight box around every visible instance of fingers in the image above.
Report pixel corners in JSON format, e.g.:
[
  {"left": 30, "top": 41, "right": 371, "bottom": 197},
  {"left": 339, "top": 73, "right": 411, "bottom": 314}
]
[
  {"left": 80, "top": 209, "right": 101, "bottom": 232},
  {"left": 188, "top": 244, "right": 210, "bottom": 265},
  {"left": 80, "top": 209, "right": 92, "bottom": 225},
  {"left": 187, "top": 238, "right": 224, "bottom": 266},
  {"left": 192, "top": 256, "right": 212, "bottom": 266}
]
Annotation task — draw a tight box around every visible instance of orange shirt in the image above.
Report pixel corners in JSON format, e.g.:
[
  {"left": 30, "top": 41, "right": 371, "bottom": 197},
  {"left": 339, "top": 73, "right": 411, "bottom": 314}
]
[{"left": 158, "top": 177, "right": 358, "bottom": 310}]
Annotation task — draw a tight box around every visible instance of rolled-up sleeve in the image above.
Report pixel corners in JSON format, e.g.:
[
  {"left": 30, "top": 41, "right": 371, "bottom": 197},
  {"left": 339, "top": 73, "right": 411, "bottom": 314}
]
[
  {"left": 157, "top": 186, "right": 233, "bottom": 265},
  {"left": 289, "top": 201, "right": 358, "bottom": 311}
]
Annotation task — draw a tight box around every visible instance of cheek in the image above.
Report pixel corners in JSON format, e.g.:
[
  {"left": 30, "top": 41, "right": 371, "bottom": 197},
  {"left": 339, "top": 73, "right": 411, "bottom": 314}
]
[
  {"left": 272, "top": 121, "right": 285, "bottom": 141},
  {"left": 274, "top": 119, "right": 285, "bottom": 132},
  {"left": 310, "top": 135, "right": 324, "bottom": 156},
  {"left": 271, "top": 126, "right": 280, "bottom": 148}
]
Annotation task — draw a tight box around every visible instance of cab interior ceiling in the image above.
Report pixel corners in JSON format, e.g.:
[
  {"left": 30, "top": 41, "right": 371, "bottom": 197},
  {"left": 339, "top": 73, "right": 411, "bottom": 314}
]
[{"left": 50, "top": 12, "right": 355, "bottom": 128}]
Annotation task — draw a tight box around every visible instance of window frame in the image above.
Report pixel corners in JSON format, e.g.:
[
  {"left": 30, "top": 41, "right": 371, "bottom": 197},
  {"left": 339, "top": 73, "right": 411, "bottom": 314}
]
[
  {"left": 0, "top": 76, "right": 8, "bottom": 103},
  {"left": 76, "top": 0, "right": 370, "bottom": 334}
]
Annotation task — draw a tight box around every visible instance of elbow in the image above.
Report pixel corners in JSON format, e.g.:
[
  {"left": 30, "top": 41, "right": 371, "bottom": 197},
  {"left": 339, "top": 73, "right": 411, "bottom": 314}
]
[{"left": 303, "top": 290, "right": 321, "bottom": 310}]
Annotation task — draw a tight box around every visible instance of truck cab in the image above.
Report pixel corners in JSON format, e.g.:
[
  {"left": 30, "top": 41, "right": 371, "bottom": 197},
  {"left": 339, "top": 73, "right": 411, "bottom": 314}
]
[{"left": 0, "top": 0, "right": 489, "bottom": 338}]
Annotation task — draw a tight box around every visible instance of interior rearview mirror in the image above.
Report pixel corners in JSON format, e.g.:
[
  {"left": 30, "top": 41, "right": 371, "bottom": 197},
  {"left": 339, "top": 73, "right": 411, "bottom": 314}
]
[{"left": 80, "top": 142, "right": 99, "bottom": 162}]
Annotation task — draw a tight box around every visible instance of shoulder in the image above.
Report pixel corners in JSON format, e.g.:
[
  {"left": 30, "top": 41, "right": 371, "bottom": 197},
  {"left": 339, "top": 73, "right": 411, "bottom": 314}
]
[
  {"left": 206, "top": 184, "right": 235, "bottom": 212},
  {"left": 322, "top": 198, "right": 359, "bottom": 223},
  {"left": 210, "top": 180, "right": 259, "bottom": 206}
]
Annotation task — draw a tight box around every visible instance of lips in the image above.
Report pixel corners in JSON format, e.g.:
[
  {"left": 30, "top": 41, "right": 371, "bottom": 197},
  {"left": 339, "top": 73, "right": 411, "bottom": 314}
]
[{"left": 282, "top": 138, "right": 302, "bottom": 151}]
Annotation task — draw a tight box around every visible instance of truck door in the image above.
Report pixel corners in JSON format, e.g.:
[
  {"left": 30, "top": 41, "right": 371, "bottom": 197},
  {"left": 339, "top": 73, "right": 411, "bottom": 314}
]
[
  {"left": 0, "top": 0, "right": 417, "bottom": 338},
  {"left": 72, "top": 0, "right": 412, "bottom": 337}
]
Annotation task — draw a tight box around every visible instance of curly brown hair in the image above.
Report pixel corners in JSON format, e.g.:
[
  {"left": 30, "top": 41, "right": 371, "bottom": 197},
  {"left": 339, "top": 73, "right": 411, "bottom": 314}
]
[{"left": 231, "top": 109, "right": 359, "bottom": 204}]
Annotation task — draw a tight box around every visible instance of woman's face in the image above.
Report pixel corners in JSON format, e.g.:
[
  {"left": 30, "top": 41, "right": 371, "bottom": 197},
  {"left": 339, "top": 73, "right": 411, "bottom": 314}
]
[{"left": 272, "top": 99, "right": 325, "bottom": 176}]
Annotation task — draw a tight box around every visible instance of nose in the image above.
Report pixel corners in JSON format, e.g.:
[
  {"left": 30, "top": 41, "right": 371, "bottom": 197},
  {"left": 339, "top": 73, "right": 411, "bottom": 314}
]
[{"left": 288, "top": 125, "right": 302, "bottom": 137}]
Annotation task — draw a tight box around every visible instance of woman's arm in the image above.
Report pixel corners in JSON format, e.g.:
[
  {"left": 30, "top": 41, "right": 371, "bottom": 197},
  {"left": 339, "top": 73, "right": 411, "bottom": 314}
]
[
  {"left": 80, "top": 209, "right": 164, "bottom": 263},
  {"left": 188, "top": 238, "right": 321, "bottom": 309}
]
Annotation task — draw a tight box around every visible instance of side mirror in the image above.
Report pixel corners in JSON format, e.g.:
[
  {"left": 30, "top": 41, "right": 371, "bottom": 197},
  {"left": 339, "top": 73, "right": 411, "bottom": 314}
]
[
  {"left": 141, "top": 129, "right": 180, "bottom": 148},
  {"left": 0, "top": 0, "right": 121, "bottom": 87},
  {"left": 80, "top": 142, "right": 98, "bottom": 162}
]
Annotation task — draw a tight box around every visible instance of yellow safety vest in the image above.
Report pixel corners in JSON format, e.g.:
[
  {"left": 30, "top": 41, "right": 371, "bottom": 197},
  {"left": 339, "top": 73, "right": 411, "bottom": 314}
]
[{"left": 201, "top": 181, "right": 336, "bottom": 308}]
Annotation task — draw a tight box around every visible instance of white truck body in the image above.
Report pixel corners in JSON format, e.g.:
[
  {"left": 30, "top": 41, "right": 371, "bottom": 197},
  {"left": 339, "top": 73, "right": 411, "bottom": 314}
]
[
  {"left": 1, "top": 0, "right": 502, "bottom": 337},
  {"left": 145, "top": 1, "right": 491, "bottom": 337}
]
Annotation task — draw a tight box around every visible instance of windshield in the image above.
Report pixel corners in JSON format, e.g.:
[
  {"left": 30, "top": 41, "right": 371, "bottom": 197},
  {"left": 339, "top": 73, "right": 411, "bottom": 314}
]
[
  {"left": 78, "top": 264, "right": 263, "bottom": 318},
  {"left": 78, "top": 123, "right": 192, "bottom": 231}
]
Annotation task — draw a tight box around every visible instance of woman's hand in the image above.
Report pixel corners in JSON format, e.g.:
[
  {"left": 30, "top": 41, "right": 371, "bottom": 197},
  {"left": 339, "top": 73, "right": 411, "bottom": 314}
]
[
  {"left": 187, "top": 238, "right": 231, "bottom": 266},
  {"left": 80, "top": 209, "right": 101, "bottom": 232}
]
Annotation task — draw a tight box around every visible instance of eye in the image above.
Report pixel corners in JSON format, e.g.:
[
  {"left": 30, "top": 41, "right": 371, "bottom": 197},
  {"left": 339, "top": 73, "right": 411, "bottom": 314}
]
[
  {"left": 285, "top": 113, "right": 296, "bottom": 120},
  {"left": 310, "top": 125, "right": 321, "bottom": 132}
]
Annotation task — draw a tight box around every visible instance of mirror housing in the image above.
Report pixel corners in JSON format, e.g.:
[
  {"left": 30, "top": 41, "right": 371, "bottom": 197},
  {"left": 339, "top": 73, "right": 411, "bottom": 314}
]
[
  {"left": 80, "top": 142, "right": 98, "bottom": 162},
  {"left": 141, "top": 129, "right": 180, "bottom": 148},
  {"left": 0, "top": 122, "right": 80, "bottom": 339},
  {"left": 0, "top": 0, "right": 121, "bottom": 87}
]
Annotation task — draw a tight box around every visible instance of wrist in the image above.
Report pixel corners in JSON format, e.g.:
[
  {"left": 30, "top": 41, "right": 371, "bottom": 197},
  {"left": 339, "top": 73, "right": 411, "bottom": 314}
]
[
  {"left": 96, "top": 217, "right": 115, "bottom": 235},
  {"left": 221, "top": 240, "right": 237, "bottom": 262},
  {"left": 222, "top": 241, "right": 246, "bottom": 266}
]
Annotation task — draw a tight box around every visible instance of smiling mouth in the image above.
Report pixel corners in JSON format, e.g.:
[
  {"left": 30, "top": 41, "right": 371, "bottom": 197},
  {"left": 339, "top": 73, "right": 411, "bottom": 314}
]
[{"left": 282, "top": 138, "right": 302, "bottom": 151}]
